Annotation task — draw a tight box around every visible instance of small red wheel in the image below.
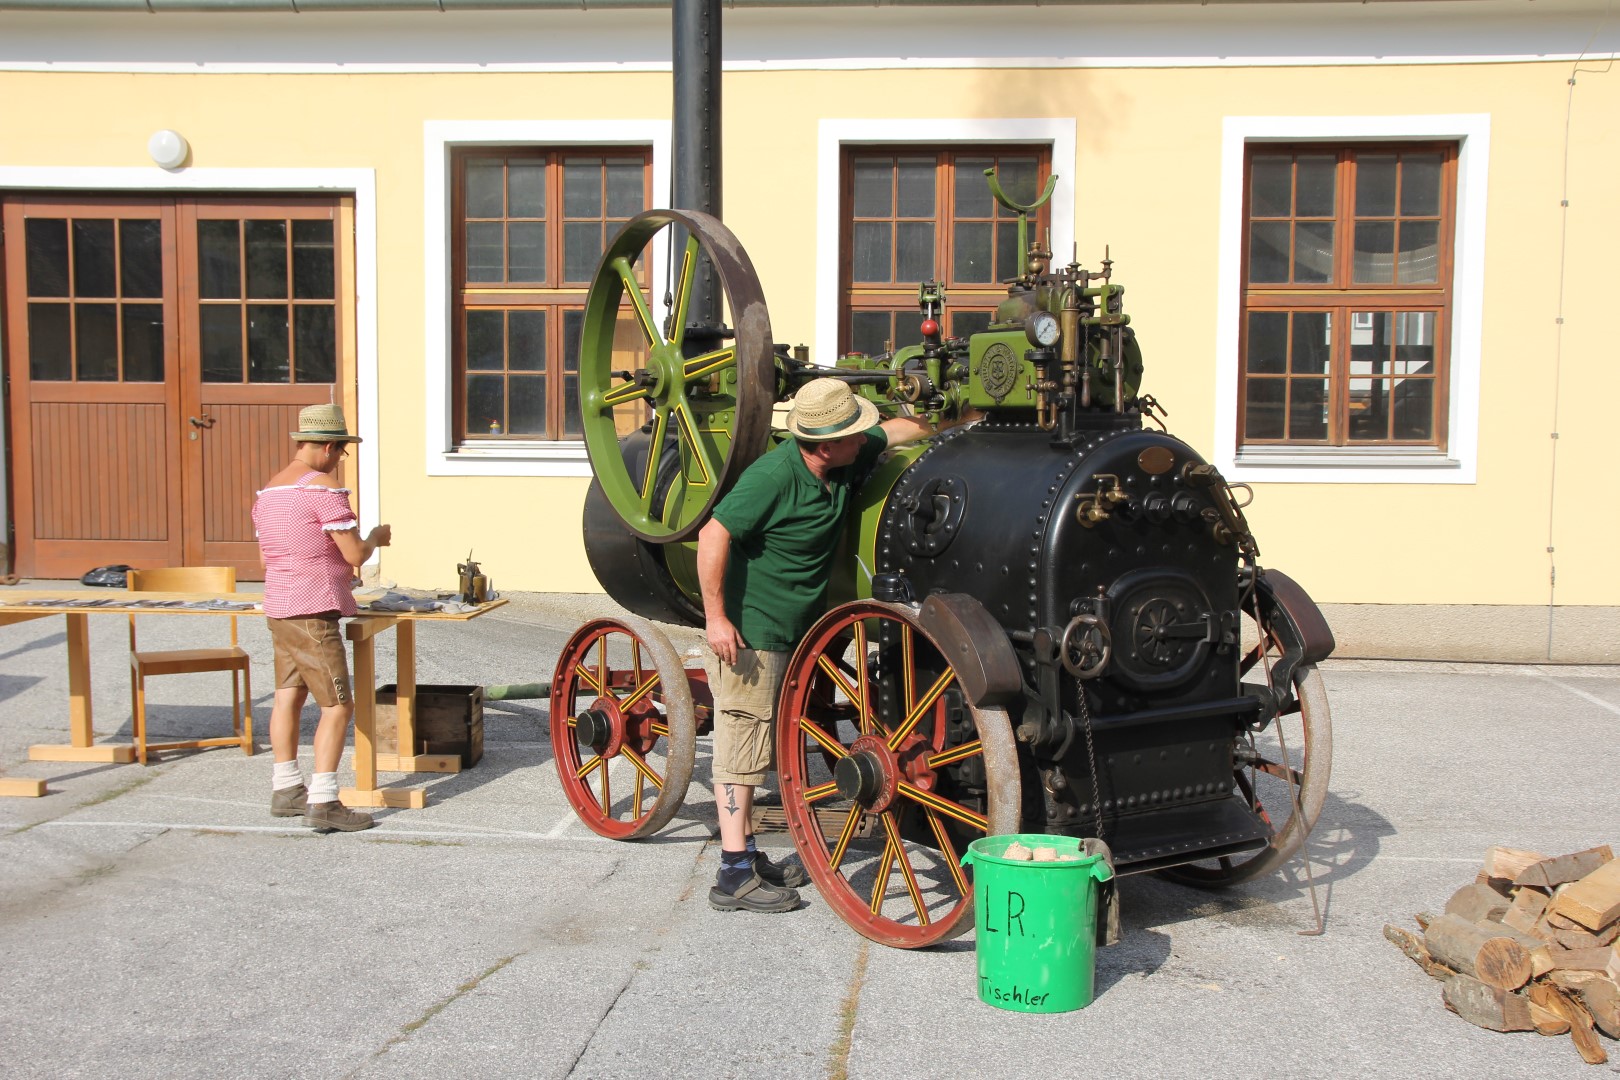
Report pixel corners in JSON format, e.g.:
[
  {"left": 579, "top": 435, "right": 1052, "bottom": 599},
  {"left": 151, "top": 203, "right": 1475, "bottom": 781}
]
[
  {"left": 550, "top": 615, "right": 697, "bottom": 839},
  {"left": 776, "top": 601, "right": 1020, "bottom": 948}
]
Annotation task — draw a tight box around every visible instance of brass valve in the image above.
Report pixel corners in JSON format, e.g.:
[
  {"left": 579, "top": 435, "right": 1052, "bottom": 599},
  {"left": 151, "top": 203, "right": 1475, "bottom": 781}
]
[{"left": 1074, "top": 473, "right": 1128, "bottom": 527}]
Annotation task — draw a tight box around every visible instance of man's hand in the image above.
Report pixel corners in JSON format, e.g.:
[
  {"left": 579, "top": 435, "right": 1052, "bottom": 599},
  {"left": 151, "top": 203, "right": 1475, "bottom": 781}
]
[
  {"left": 368, "top": 524, "right": 392, "bottom": 548},
  {"left": 707, "top": 613, "right": 745, "bottom": 667}
]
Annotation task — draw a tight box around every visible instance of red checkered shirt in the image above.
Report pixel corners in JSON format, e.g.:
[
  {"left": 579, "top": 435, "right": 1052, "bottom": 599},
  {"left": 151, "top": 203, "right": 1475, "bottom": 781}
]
[{"left": 252, "top": 470, "right": 360, "bottom": 618}]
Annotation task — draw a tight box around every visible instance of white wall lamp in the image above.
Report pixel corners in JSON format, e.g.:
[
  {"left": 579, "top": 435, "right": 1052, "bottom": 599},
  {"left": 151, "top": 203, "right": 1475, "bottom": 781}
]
[{"left": 147, "top": 129, "right": 190, "bottom": 170}]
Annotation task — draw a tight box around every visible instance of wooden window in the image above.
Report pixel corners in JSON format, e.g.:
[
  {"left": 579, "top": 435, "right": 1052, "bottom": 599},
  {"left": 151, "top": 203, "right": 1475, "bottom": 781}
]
[
  {"left": 840, "top": 146, "right": 1051, "bottom": 356},
  {"left": 1240, "top": 144, "right": 1456, "bottom": 448},
  {"left": 452, "top": 148, "right": 650, "bottom": 442}
]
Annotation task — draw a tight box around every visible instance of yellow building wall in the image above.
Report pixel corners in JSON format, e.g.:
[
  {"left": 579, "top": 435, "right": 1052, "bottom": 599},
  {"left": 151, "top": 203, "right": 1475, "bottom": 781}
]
[{"left": 1, "top": 58, "right": 1614, "bottom": 607}]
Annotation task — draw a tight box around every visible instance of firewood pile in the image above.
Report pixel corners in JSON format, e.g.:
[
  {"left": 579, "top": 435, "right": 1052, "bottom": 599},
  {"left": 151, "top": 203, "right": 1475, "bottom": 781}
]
[{"left": 1385, "top": 845, "right": 1620, "bottom": 1065}]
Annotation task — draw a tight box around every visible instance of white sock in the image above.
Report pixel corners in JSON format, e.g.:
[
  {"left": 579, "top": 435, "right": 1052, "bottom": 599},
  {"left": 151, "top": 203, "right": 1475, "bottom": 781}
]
[
  {"left": 307, "top": 772, "right": 339, "bottom": 804},
  {"left": 272, "top": 760, "right": 304, "bottom": 791}
]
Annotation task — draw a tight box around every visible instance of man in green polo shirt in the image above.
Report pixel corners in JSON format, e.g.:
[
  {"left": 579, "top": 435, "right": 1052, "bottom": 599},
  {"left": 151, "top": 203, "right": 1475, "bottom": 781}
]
[{"left": 697, "top": 377, "right": 933, "bottom": 913}]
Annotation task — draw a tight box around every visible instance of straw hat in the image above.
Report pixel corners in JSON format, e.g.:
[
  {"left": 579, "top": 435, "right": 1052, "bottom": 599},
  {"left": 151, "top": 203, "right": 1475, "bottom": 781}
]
[
  {"left": 785, "top": 378, "right": 878, "bottom": 442},
  {"left": 291, "top": 403, "right": 362, "bottom": 443}
]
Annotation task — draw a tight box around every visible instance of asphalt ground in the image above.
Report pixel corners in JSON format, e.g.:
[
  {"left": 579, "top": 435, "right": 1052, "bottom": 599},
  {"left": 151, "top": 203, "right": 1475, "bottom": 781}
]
[{"left": 1, "top": 586, "right": 1617, "bottom": 1079}]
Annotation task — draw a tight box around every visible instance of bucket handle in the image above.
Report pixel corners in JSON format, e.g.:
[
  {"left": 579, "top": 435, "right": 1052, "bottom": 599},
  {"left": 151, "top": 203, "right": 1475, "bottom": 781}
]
[{"left": 961, "top": 848, "right": 1115, "bottom": 881}]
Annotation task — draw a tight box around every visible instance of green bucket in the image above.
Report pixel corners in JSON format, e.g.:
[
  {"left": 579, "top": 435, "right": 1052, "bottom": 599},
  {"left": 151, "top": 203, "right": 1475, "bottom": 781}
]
[{"left": 962, "top": 833, "right": 1113, "bottom": 1013}]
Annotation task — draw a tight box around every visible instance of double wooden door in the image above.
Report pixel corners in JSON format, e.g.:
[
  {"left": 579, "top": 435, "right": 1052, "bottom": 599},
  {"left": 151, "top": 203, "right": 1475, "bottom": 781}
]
[{"left": 2, "top": 194, "right": 352, "bottom": 580}]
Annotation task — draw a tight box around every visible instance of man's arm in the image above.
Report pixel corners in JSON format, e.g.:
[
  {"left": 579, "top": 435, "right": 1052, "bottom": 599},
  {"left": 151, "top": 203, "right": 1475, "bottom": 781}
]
[
  {"left": 879, "top": 414, "right": 933, "bottom": 449},
  {"left": 330, "top": 524, "right": 392, "bottom": 569},
  {"left": 697, "top": 517, "right": 744, "bottom": 666}
]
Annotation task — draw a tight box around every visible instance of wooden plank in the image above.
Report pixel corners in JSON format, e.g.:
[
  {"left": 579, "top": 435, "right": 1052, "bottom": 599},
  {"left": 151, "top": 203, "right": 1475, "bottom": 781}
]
[
  {"left": 1516, "top": 846, "right": 1614, "bottom": 889},
  {"left": 396, "top": 619, "right": 418, "bottom": 765},
  {"left": 1485, "top": 846, "right": 1549, "bottom": 882},
  {"left": 1549, "top": 858, "right": 1620, "bottom": 932},
  {"left": 29, "top": 744, "right": 135, "bottom": 764},
  {"left": 350, "top": 631, "right": 378, "bottom": 795},
  {"left": 375, "top": 753, "right": 461, "bottom": 775},
  {"left": 64, "top": 612, "right": 93, "bottom": 747},
  {"left": 0, "top": 778, "right": 47, "bottom": 797},
  {"left": 1549, "top": 946, "right": 1620, "bottom": 973},
  {"left": 338, "top": 787, "right": 426, "bottom": 809}
]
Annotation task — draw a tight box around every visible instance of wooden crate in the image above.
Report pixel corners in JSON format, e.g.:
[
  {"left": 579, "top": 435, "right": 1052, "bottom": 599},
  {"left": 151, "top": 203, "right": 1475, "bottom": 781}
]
[{"left": 373, "top": 684, "right": 484, "bottom": 767}]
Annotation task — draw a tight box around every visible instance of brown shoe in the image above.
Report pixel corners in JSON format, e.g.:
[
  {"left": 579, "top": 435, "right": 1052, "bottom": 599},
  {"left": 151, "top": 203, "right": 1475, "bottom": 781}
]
[
  {"left": 708, "top": 872, "right": 800, "bottom": 913},
  {"left": 303, "top": 800, "right": 376, "bottom": 833},
  {"left": 270, "top": 784, "right": 307, "bottom": 818}
]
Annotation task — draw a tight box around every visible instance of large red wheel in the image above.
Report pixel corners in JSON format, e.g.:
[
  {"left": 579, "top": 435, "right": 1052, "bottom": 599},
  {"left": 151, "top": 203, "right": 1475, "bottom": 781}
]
[
  {"left": 550, "top": 616, "right": 700, "bottom": 839},
  {"left": 776, "top": 601, "right": 1020, "bottom": 948}
]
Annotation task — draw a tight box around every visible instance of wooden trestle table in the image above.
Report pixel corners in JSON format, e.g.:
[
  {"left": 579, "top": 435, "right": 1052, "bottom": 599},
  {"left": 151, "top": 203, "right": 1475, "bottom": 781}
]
[{"left": 0, "top": 589, "right": 507, "bottom": 809}]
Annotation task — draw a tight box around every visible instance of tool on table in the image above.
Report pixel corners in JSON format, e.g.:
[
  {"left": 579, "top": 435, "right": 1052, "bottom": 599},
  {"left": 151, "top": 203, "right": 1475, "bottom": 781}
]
[{"left": 457, "top": 551, "right": 491, "bottom": 604}]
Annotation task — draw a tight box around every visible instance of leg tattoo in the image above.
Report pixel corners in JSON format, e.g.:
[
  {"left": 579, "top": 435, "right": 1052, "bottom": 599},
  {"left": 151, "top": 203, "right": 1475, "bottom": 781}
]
[{"left": 723, "top": 783, "right": 740, "bottom": 817}]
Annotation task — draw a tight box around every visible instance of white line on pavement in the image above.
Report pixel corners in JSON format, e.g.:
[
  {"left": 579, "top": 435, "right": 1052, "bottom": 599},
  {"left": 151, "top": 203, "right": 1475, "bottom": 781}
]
[{"left": 1535, "top": 672, "right": 1620, "bottom": 717}]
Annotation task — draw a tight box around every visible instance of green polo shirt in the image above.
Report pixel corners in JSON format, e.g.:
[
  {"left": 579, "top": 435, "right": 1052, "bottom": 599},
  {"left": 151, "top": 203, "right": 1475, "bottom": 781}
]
[{"left": 710, "top": 429, "right": 888, "bottom": 652}]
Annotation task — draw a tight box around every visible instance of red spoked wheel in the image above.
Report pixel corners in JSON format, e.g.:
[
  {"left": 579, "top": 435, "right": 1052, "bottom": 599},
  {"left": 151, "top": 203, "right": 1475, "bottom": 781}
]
[
  {"left": 550, "top": 615, "right": 699, "bottom": 839},
  {"left": 776, "top": 601, "right": 1020, "bottom": 948}
]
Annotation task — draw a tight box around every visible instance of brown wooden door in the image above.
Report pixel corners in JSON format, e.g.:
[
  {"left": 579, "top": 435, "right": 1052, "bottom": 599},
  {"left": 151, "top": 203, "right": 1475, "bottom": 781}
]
[{"left": 2, "top": 194, "right": 348, "bottom": 580}]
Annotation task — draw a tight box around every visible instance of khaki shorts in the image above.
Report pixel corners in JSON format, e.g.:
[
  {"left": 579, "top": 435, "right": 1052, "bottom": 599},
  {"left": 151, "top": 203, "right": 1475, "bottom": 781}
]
[
  {"left": 267, "top": 614, "right": 353, "bottom": 708},
  {"left": 711, "top": 648, "right": 790, "bottom": 787}
]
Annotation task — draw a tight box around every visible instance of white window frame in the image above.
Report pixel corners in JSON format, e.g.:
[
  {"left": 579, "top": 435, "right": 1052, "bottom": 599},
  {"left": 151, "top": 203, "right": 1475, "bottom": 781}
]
[
  {"left": 1215, "top": 114, "right": 1490, "bottom": 484},
  {"left": 816, "top": 119, "right": 1078, "bottom": 363},
  {"left": 423, "top": 120, "right": 672, "bottom": 478}
]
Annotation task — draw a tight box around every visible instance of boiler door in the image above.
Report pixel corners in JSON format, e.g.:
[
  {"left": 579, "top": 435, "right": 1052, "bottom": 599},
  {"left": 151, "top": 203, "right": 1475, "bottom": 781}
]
[{"left": 1107, "top": 570, "right": 1217, "bottom": 692}]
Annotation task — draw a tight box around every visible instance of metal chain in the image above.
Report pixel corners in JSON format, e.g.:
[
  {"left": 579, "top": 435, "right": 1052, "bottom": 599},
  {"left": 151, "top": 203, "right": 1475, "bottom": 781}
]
[{"left": 1077, "top": 683, "right": 1105, "bottom": 842}]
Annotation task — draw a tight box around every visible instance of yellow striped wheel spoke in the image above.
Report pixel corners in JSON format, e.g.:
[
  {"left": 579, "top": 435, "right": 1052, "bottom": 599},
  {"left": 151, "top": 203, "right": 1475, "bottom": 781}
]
[
  {"left": 602, "top": 380, "right": 651, "bottom": 408},
  {"left": 828, "top": 804, "right": 864, "bottom": 871},
  {"left": 619, "top": 745, "right": 665, "bottom": 791},
  {"left": 672, "top": 398, "right": 719, "bottom": 488},
  {"left": 887, "top": 668, "right": 955, "bottom": 750},
  {"left": 801, "top": 781, "right": 839, "bottom": 804},
  {"left": 599, "top": 757, "right": 612, "bottom": 815},
  {"left": 880, "top": 812, "right": 929, "bottom": 926},
  {"left": 798, "top": 715, "right": 848, "bottom": 760},
  {"left": 595, "top": 638, "right": 613, "bottom": 702},
  {"left": 814, "top": 654, "right": 880, "bottom": 735},
  {"left": 633, "top": 771, "right": 645, "bottom": 820},
  {"left": 897, "top": 780, "right": 988, "bottom": 832},
  {"left": 612, "top": 256, "right": 662, "bottom": 349},
  {"left": 638, "top": 410, "right": 669, "bottom": 510},
  {"left": 681, "top": 346, "right": 735, "bottom": 385},
  {"left": 575, "top": 755, "right": 604, "bottom": 781},
  {"left": 901, "top": 623, "right": 916, "bottom": 720},
  {"left": 620, "top": 672, "right": 663, "bottom": 712},
  {"left": 650, "top": 720, "right": 670, "bottom": 737},
  {"left": 854, "top": 621, "right": 874, "bottom": 735},
  {"left": 565, "top": 715, "right": 579, "bottom": 728},
  {"left": 869, "top": 836, "right": 898, "bottom": 915},
  {"left": 668, "top": 235, "right": 699, "bottom": 350},
  {"left": 573, "top": 663, "right": 605, "bottom": 697},
  {"left": 927, "top": 739, "right": 982, "bottom": 769},
  {"left": 925, "top": 809, "right": 970, "bottom": 898}
]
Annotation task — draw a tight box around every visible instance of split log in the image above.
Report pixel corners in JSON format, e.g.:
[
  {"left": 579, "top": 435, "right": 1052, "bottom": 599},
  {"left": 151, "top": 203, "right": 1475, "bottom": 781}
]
[
  {"left": 1529, "top": 1001, "right": 1572, "bottom": 1036},
  {"left": 1550, "top": 945, "right": 1620, "bottom": 974},
  {"left": 1502, "top": 888, "right": 1550, "bottom": 935},
  {"left": 1549, "top": 858, "right": 1620, "bottom": 933},
  {"left": 1529, "top": 983, "right": 1609, "bottom": 1065},
  {"left": 1516, "top": 846, "right": 1614, "bottom": 890},
  {"left": 1424, "top": 913, "right": 1534, "bottom": 991},
  {"left": 1448, "top": 883, "right": 1511, "bottom": 923},
  {"left": 1550, "top": 927, "right": 1608, "bottom": 951},
  {"left": 1415, "top": 910, "right": 1435, "bottom": 931},
  {"left": 1546, "top": 973, "right": 1620, "bottom": 1039},
  {"left": 1442, "top": 974, "right": 1534, "bottom": 1032},
  {"left": 1385, "top": 924, "right": 1456, "bottom": 979},
  {"left": 1484, "top": 846, "right": 1549, "bottom": 883}
]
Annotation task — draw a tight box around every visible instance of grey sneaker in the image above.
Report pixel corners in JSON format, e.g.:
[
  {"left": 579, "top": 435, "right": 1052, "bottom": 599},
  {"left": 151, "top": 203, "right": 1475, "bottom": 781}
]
[
  {"left": 304, "top": 800, "right": 376, "bottom": 833},
  {"left": 754, "top": 849, "right": 809, "bottom": 889},
  {"left": 708, "top": 872, "right": 800, "bottom": 913},
  {"left": 271, "top": 783, "right": 308, "bottom": 818}
]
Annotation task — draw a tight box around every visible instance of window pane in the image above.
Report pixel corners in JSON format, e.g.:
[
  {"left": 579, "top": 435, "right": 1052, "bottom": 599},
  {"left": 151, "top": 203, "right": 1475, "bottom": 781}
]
[
  {"left": 853, "top": 161, "right": 892, "bottom": 217},
  {"left": 1393, "top": 376, "right": 1434, "bottom": 439},
  {"left": 1245, "top": 311, "right": 1288, "bottom": 374},
  {"left": 1398, "top": 220, "right": 1439, "bottom": 284},
  {"left": 564, "top": 222, "right": 601, "bottom": 281},
  {"left": 1356, "top": 154, "right": 1398, "bottom": 217},
  {"left": 1289, "top": 378, "right": 1329, "bottom": 440},
  {"left": 28, "top": 304, "right": 71, "bottom": 379},
  {"left": 1249, "top": 156, "right": 1292, "bottom": 217},
  {"left": 995, "top": 225, "right": 1019, "bottom": 283},
  {"left": 122, "top": 304, "right": 165, "bottom": 382},
  {"left": 1395, "top": 311, "right": 1436, "bottom": 374},
  {"left": 1353, "top": 221, "right": 1395, "bottom": 284},
  {"left": 563, "top": 374, "right": 581, "bottom": 437},
  {"left": 605, "top": 160, "right": 643, "bottom": 218},
  {"left": 1401, "top": 153, "right": 1443, "bottom": 216},
  {"left": 992, "top": 158, "right": 1040, "bottom": 218},
  {"left": 1290, "top": 312, "right": 1331, "bottom": 374},
  {"left": 75, "top": 303, "right": 118, "bottom": 380},
  {"left": 1295, "top": 156, "right": 1336, "bottom": 218},
  {"left": 120, "top": 219, "right": 163, "bottom": 298},
  {"left": 466, "top": 310, "right": 504, "bottom": 371},
  {"left": 245, "top": 220, "right": 288, "bottom": 299},
  {"left": 852, "top": 222, "right": 891, "bottom": 283},
  {"left": 1348, "top": 377, "right": 1389, "bottom": 441},
  {"left": 508, "top": 161, "right": 546, "bottom": 217},
  {"left": 563, "top": 159, "right": 603, "bottom": 217},
  {"left": 1244, "top": 379, "right": 1285, "bottom": 440},
  {"left": 247, "top": 304, "right": 290, "bottom": 382},
  {"left": 508, "top": 222, "right": 546, "bottom": 282},
  {"left": 466, "top": 159, "right": 505, "bottom": 218},
  {"left": 198, "top": 220, "right": 241, "bottom": 299},
  {"left": 510, "top": 374, "right": 547, "bottom": 436},
  {"left": 950, "top": 310, "right": 992, "bottom": 339},
  {"left": 294, "top": 306, "right": 336, "bottom": 384},
  {"left": 466, "top": 222, "right": 505, "bottom": 283},
  {"left": 73, "top": 220, "right": 116, "bottom": 298},
  {"left": 1293, "top": 222, "right": 1334, "bottom": 284},
  {"left": 292, "top": 220, "right": 335, "bottom": 300},
  {"left": 25, "top": 218, "right": 69, "bottom": 297},
  {"left": 891, "top": 311, "right": 924, "bottom": 351},
  {"left": 897, "top": 159, "right": 935, "bottom": 218},
  {"left": 1350, "top": 311, "right": 1389, "bottom": 376},
  {"left": 509, "top": 310, "right": 546, "bottom": 371},
  {"left": 955, "top": 158, "right": 993, "bottom": 217},
  {"left": 851, "top": 311, "right": 890, "bottom": 356},
  {"left": 200, "top": 306, "right": 242, "bottom": 381},
  {"left": 896, "top": 222, "right": 933, "bottom": 283},
  {"left": 1247, "top": 221, "right": 1289, "bottom": 283},
  {"left": 466, "top": 374, "right": 505, "bottom": 435},
  {"left": 954, "top": 222, "right": 993, "bottom": 283}
]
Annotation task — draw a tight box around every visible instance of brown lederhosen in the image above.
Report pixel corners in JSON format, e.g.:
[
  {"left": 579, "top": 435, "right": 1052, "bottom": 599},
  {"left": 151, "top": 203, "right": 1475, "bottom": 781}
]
[{"left": 266, "top": 612, "right": 352, "bottom": 708}]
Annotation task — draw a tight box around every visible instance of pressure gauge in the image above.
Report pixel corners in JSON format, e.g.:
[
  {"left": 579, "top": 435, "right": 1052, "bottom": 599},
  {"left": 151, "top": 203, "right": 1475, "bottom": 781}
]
[{"left": 1025, "top": 310, "right": 1061, "bottom": 349}]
